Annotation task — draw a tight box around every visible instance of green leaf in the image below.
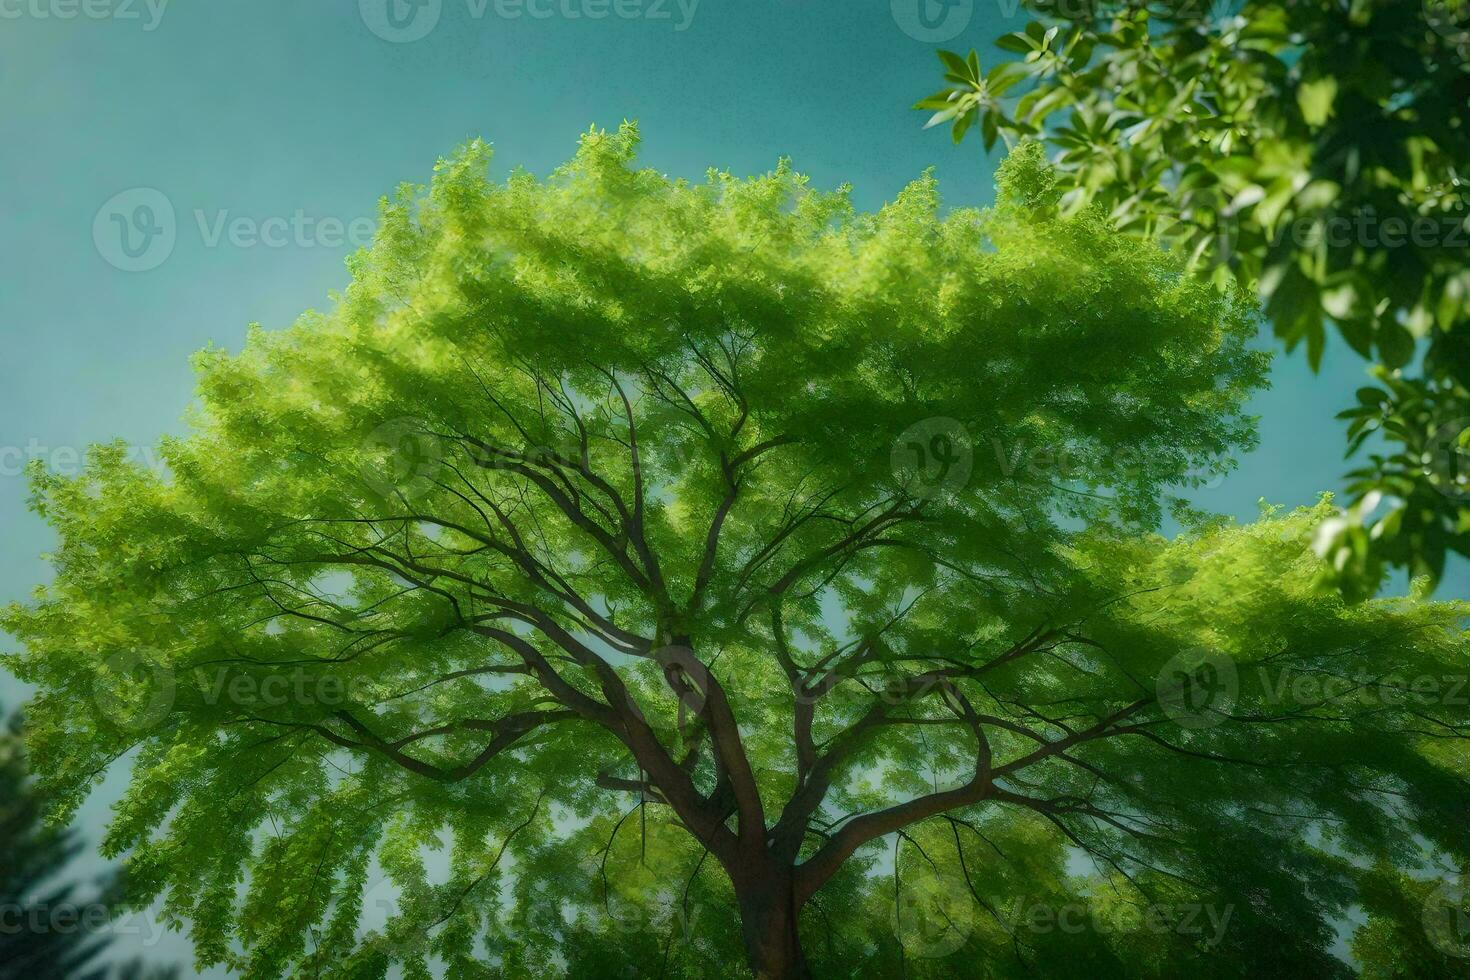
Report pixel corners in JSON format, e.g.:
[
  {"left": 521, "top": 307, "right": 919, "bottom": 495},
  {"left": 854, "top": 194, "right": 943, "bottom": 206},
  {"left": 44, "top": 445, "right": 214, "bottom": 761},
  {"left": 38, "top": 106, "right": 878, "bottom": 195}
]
[
  {"left": 953, "top": 110, "right": 975, "bottom": 145},
  {"left": 1297, "top": 76, "right": 1338, "bottom": 127},
  {"left": 1355, "top": 387, "right": 1388, "bottom": 407},
  {"left": 1377, "top": 322, "right": 1416, "bottom": 368},
  {"left": 987, "top": 63, "right": 1024, "bottom": 96},
  {"left": 996, "top": 33, "right": 1033, "bottom": 54},
  {"left": 924, "top": 107, "right": 962, "bottom": 130},
  {"left": 1321, "top": 282, "right": 1358, "bottom": 321},
  {"left": 981, "top": 111, "right": 999, "bottom": 151},
  {"left": 938, "top": 49, "right": 972, "bottom": 81}
]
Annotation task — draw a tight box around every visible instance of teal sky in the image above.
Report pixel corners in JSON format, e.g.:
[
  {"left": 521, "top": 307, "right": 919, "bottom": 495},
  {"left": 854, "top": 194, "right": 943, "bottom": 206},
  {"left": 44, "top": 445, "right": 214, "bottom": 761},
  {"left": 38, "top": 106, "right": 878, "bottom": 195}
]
[{"left": 1, "top": 1, "right": 1462, "bottom": 972}]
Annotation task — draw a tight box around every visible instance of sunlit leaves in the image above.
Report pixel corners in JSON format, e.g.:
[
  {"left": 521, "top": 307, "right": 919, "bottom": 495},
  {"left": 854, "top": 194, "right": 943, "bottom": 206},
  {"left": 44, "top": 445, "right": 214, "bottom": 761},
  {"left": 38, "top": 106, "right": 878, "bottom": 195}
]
[{"left": 2, "top": 127, "right": 1462, "bottom": 976}]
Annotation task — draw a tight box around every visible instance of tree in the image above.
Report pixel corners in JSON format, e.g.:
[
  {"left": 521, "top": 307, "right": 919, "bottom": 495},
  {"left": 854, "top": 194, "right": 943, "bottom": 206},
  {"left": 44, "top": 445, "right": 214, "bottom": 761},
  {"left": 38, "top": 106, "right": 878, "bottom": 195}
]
[
  {"left": 0, "top": 710, "right": 178, "bottom": 980},
  {"left": 917, "top": 0, "right": 1470, "bottom": 596},
  {"left": 0, "top": 711, "right": 111, "bottom": 980},
  {"left": 5, "top": 127, "right": 1470, "bottom": 977}
]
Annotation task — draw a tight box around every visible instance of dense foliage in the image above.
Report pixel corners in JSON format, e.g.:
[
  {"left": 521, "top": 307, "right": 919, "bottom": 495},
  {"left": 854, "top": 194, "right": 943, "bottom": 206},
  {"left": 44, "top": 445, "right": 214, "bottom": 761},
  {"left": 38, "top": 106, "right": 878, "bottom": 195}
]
[
  {"left": 6, "top": 129, "right": 1470, "bottom": 976},
  {"left": 919, "top": 0, "right": 1470, "bottom": 596}
]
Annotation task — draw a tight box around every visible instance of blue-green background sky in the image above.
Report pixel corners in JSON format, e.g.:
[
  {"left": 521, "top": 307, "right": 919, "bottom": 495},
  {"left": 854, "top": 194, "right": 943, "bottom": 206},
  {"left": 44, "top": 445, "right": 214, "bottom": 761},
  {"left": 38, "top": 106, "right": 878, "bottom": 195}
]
[{"left": 1, "top": 0, "right": 1462, "bottom": 972}]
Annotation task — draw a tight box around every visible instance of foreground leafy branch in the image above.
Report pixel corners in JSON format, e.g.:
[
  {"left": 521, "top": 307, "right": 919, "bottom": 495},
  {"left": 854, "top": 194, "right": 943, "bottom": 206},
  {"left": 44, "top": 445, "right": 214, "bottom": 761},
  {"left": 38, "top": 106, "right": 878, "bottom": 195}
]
[{"left": 920, "top": 0, "right": 1470, "bottom": 595}]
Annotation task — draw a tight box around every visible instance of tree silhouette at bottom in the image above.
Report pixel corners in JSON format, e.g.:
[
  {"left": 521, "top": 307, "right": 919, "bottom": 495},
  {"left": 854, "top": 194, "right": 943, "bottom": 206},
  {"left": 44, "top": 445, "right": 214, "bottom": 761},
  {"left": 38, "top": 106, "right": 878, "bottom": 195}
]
[{"left": 0, "top": 709, "right": 176, "bottom": 980}]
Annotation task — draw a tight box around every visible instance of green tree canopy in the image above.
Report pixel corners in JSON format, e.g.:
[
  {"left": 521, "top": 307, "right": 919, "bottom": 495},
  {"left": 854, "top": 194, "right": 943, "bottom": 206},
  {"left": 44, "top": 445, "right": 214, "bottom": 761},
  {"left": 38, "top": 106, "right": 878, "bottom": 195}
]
[
  {"left": 6, "top": 128, "right": 1470, "bottom": 977},
  {"left": 918, "top": 0, "right": 1470, "bottom": 596}
]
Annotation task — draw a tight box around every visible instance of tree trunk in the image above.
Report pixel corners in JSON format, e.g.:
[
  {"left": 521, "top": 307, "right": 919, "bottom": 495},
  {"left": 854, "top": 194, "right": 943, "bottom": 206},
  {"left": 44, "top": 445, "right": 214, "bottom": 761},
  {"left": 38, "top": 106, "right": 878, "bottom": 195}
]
[{"left": 736, "top": 870, "right": 811, "bottom": 979}]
